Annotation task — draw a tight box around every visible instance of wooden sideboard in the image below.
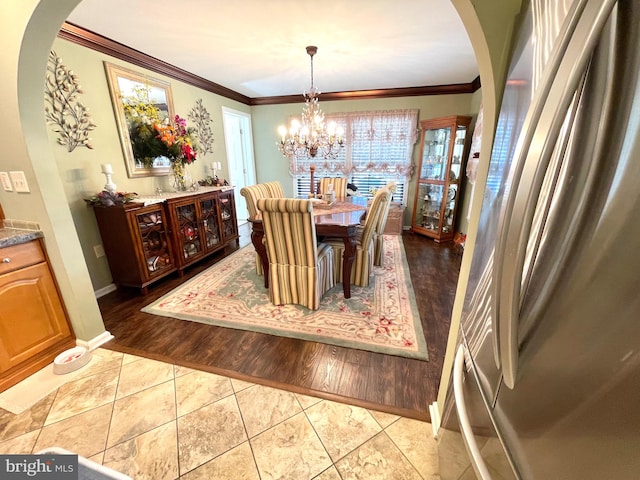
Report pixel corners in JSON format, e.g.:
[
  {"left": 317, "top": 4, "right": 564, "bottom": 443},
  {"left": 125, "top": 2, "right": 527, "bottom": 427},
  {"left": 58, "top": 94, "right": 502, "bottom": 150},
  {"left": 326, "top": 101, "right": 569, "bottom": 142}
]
[
  {"left": 0, "top": 238, "right": 76, "bottom": 392},
  {"left": 93, "top": 188, "right": 239, "bottom": 294}
]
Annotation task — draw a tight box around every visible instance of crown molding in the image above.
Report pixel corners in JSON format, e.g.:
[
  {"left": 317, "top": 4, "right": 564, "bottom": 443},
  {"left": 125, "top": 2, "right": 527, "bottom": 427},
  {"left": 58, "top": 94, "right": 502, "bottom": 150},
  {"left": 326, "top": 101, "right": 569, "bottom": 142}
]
[
  {"left": 58, "top": 22, "right": 481, "bottom": 107},
  {"left": 58, "top": 22, "right": 251, "bottom": 105},
  {"left": 251, "top": 80, "right": 482, "bottom": 106}
]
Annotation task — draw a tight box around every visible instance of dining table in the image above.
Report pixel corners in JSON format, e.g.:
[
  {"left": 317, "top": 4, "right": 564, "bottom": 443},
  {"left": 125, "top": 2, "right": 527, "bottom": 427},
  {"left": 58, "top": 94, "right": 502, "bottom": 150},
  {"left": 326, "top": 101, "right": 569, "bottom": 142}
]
[{"left": 248, "top": 196, "right": 368, "bottom": 299}]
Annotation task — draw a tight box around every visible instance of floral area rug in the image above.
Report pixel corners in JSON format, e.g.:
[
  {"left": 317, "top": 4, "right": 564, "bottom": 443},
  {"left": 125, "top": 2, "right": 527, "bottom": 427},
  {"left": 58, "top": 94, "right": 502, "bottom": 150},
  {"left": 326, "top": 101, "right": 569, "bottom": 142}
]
[{"left": 141, "top": 235, "right": 428, "bottom": 360}]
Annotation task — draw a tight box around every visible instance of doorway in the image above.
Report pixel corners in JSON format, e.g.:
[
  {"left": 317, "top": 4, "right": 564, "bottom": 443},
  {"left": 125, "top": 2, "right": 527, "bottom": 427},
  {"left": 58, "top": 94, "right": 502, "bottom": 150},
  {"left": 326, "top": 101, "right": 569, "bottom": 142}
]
[{"left": 222, "top": 107, "right": 256, "bottom": 225}]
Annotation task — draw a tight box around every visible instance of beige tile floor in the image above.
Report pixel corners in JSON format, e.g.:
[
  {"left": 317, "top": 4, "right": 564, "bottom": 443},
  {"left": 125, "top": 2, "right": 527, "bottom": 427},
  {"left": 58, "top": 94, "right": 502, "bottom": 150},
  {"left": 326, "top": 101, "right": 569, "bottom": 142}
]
[{"left": 0, "top": 348, "right": 441, "bottom": 479}]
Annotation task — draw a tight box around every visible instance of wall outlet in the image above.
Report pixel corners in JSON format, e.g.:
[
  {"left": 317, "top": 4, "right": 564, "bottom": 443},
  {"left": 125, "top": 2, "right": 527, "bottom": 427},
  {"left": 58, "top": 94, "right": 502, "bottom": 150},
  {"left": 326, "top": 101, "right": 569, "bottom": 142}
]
[{"left": 93, "top": 244, "right": 105, "bottom": 258}]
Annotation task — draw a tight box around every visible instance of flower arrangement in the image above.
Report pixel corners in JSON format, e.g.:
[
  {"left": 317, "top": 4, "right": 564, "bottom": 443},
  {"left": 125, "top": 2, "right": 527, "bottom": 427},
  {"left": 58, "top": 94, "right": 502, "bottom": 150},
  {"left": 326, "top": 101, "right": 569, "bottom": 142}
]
[
  {"left": 84, "top": 190, "right": 138, "bottom": 207},
  {"left": 122, "top": 86, "right": 199, "bottom": 185},
  {"left": 153, "top": 115, "right": 198, "bottom": 165}
]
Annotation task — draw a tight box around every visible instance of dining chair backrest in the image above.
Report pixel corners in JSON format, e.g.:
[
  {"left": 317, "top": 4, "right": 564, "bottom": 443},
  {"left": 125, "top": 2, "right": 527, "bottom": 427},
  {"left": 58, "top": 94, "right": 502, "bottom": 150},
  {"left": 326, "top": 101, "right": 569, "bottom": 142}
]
[
  {"left": 374, "top": 187, "right": 394, "bottom": 234},
  {"left": 240, "top": 181, "right": 285, "bottom": 219},
  {"left": 257, "top": 198, "right": 318, "bottom": 267},
  {"left": 324, "top": 187, "right": 390, "bottom": 287},
  {"left": 240, "top": 181, "right": 286, "bottom": 276},
  {"left": 319, "top": 177, "right": 348, "bottom": 198},
  {"left": 372, "top": 183, "right": 395, "bottom": 266},
  {"left": 362, "top": 187, "right": 391, "bottom": 249},
  {"left": 256, "top": 198, "right": 335, "bottom": 310}
]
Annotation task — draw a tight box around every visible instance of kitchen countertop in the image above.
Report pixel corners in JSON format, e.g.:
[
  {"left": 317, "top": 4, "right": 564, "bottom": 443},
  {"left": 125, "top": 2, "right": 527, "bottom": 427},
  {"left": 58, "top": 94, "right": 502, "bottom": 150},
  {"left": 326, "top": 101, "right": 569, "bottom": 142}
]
[{"left": 0, "top": 227, "right": 43, "bottom": 248}]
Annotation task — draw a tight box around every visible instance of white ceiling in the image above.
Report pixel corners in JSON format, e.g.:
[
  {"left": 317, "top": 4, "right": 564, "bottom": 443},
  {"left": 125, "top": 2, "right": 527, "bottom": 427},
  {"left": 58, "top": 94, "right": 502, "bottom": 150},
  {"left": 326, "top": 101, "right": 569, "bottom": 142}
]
[{"left": 67, "top": 0, "right": 478, "bottom": 99}]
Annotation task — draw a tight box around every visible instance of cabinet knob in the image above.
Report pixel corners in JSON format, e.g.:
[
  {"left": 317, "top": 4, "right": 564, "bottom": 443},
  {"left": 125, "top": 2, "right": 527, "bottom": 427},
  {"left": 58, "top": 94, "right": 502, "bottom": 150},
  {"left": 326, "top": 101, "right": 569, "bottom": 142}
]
[{"left": 2, "top": 258, "right": 9, "bottom": 263}]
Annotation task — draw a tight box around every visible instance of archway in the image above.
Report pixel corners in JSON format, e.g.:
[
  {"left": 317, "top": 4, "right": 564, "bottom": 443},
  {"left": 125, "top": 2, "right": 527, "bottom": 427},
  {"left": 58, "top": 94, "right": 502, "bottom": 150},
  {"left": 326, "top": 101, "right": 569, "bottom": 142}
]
[
  {"left": 4, "top": 0, "right": 107, "bottom": 343},
  {"left": 5, "top": 0, "right": 521, "bottom": 387}
]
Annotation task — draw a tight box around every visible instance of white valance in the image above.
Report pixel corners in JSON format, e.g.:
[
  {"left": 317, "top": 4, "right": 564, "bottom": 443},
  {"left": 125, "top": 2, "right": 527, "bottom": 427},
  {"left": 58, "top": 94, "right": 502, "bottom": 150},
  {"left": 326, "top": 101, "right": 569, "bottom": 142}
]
[{"left": 289, "top": 109, "right": 419, "bottom": 177}]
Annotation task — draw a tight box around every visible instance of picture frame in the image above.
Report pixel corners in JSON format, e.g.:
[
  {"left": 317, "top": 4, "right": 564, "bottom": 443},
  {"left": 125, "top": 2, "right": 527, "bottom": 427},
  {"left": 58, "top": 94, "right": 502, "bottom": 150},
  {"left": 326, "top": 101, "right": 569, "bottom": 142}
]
[{"left": 104, "top": 62, "right": 175, "bottom": 178}]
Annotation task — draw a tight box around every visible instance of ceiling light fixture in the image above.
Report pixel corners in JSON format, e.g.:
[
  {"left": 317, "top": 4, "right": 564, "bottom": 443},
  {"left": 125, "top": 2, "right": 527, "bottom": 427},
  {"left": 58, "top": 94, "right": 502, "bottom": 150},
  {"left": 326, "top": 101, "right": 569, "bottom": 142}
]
[{"left": 277, "top": 46, "right": 345, "bottom": 160}]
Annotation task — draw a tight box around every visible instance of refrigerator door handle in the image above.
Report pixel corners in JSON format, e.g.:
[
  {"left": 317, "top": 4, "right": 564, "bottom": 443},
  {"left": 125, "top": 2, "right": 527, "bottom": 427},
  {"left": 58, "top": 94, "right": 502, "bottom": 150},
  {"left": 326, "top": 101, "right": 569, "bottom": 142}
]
[
  {"left": 495, "top": 0, "right": 617, "bottom": 389},
  {"left": 453, "top": 346, "right": 493, "bottom": 480},
  {"left": 491, "top": 0, "right": 590, "bottom": 370}
]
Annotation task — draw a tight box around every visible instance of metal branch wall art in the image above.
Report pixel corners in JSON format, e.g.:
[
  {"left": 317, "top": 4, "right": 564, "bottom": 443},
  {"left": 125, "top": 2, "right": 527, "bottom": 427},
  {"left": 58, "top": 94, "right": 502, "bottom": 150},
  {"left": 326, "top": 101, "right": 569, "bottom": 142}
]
[
  {"left": 45, "top": 51, "right": 97, "bottom": 152},
  {"left": 188, "top": 99, "right": 214, "bottom": 156}
]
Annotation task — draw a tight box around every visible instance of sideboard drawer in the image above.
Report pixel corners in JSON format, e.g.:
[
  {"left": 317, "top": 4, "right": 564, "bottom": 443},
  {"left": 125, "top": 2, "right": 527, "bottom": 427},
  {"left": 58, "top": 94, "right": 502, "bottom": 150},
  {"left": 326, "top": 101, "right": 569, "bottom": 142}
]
[{"left": 0, "top": 241, "right": 45, "bottom": 275}]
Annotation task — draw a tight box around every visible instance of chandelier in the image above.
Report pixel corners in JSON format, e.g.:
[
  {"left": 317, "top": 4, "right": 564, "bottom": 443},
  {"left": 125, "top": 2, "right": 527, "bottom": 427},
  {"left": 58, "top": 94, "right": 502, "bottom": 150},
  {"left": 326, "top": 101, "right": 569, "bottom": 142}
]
[{"left": 277, "top": 46, "right": 345, "bottom": 160}]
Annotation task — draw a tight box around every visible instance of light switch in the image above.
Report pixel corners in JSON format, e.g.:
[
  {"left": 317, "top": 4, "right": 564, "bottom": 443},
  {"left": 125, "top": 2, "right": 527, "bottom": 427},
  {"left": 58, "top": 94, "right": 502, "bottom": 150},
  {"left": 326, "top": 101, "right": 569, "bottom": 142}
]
[
  {"left": 9, "top": 171, "right": 29, "bottom": 193},
  {"left": 0, "top": 172, "right": 12, "bottom": 191}
]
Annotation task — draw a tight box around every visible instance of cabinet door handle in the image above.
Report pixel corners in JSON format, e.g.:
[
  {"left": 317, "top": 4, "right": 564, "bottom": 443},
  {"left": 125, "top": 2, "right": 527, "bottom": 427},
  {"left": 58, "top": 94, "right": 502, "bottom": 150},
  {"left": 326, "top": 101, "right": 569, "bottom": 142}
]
[{"left": 2, "top": 258, "right": 10, "bottom": 263}]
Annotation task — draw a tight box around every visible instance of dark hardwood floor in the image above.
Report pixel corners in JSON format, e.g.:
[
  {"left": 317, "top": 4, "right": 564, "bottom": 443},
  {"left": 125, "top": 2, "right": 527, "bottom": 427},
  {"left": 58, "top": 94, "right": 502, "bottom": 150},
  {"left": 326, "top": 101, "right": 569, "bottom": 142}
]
[{"left": 97, "top": 223, "right": 462, "bottom": 421}]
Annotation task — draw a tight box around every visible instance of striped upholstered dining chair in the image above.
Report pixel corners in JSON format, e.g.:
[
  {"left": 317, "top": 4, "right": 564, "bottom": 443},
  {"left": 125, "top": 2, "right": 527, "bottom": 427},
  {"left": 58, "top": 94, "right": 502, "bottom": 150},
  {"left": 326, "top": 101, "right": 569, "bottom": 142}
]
[
  {"left": 325, "top": 187, "right": 391, "bottom": 287},
  {"left": 319, "top": 177, "right": 348, "bottom": 198},
  {"left": 372, "top": 182, "right": 396, "bottom": 266},
  {"left": 240, "top": 181, "right": 285, "bottom": 275},
  {"left": 256, "top": 198, "right": 335, "bottom": 310}
]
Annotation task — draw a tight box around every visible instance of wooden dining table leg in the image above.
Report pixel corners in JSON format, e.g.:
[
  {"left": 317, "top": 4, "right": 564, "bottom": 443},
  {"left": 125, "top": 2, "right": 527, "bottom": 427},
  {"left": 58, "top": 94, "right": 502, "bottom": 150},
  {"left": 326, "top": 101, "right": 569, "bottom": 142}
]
[
  {"left": 250, "top": 227, "right": 269, "bottom": 288},
  {"left": 341, "top": 233, "right": 357, "bottom": 299}
]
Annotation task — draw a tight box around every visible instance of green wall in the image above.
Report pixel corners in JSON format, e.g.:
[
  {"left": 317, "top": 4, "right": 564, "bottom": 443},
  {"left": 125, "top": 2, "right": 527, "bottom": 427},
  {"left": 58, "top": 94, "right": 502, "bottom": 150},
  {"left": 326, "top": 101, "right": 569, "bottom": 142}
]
[
  {"left": 48, "top": 38, "right": 251, "bottom": 291},
  {"left": 252, "top": 94, "right": 480, "bottom": 230}
]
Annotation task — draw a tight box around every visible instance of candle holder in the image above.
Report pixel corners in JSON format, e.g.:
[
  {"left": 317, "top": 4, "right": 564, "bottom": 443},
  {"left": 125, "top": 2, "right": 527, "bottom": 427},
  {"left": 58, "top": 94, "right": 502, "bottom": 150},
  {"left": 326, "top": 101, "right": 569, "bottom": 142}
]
[
  {"left": 102, "top": 172, "right": 117, "bottom": 193},
  {"left": 100, "top": 164, "right": 116, "bottom": 193},
  {"left": 210, "top": 162, "right": 221, "bottom": 182}
]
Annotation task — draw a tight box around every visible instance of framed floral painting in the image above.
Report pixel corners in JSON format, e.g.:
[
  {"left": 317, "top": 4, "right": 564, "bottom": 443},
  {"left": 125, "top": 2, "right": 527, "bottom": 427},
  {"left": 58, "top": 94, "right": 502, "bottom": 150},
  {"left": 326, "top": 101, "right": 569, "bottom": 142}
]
[{"left": 104, "top": 62, "right": 175, "bottom": 178}]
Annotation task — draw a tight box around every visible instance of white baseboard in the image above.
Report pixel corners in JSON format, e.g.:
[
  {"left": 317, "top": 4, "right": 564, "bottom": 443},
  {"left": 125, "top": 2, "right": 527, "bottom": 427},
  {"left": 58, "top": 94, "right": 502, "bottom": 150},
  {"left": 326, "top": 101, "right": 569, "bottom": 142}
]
[
  {"left": 94, "top": 283, "right": 117, "bottom": 298},
  {"left": 429, "top": 401, "right": 441, "bottom": 439},
  {"left": 76, "top": 331, "right": 114, "bottom": 351}
]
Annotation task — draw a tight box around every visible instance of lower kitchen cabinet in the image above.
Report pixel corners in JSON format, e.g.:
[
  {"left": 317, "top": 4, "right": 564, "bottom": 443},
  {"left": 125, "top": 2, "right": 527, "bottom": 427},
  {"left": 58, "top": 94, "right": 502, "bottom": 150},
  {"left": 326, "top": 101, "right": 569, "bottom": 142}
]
[{"left": 0, "top": 239, "right": 76, "bottom": 392}]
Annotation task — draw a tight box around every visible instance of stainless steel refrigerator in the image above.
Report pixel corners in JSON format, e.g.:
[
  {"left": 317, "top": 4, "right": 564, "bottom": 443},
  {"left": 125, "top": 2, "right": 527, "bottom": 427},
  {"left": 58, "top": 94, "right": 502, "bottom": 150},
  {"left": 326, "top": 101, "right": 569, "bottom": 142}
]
[{"left": 437, "top": 0, "right": 640, "bottom": 478}]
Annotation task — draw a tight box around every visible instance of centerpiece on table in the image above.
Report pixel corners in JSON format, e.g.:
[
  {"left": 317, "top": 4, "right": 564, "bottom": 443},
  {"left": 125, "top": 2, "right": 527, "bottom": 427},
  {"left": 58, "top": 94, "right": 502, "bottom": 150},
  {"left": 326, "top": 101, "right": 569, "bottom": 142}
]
[{"left": 123, "top": 88, "right": 198, "bottom": 191}]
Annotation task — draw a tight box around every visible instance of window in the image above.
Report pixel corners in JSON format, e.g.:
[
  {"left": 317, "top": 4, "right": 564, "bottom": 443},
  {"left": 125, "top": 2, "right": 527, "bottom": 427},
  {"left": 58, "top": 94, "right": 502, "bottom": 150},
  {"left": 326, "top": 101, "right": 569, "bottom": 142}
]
[{"left": 290, "top": 109, "right": 418, "bottom": 203}]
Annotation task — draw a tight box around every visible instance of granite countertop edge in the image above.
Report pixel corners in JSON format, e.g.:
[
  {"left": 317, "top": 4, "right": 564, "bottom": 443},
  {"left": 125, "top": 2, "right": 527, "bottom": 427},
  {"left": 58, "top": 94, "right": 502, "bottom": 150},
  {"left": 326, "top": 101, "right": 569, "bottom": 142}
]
[{"left": 0, "top": 228, "right": 44, "bottom": 248}]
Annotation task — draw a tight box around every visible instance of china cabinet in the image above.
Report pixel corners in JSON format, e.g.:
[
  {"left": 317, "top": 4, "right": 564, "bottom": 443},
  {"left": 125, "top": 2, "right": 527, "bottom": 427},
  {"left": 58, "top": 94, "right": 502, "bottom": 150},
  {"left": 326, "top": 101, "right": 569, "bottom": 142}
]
[
  {"left": 93, "top": 188, "right": 238, "bottom": 293},
  {"left": 411, "top": 115, "right": 471, "bottom": 242},
  {"left": 0, "top": 239, "right": 76, "bottom": 392}
]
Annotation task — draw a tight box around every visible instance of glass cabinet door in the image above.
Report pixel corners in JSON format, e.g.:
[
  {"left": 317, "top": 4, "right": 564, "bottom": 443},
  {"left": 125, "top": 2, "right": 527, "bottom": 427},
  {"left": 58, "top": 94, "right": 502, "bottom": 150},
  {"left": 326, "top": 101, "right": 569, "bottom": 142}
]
[
  {"left": 135, "top": 208, "right": 174, "bottom": 276},
  {"left": 175, "top": 202, "right": 202, "bottom": 260},
  {"left": 219, "top": 191, "right": 237, "bottom": 242},
  {"left": 416, "top": 183, "right": 444, "bottom": 232},
  {"left": 449, "top": 125, "right": 468, "bottom": 184},
  {"left": 420, "top": 126, "right": 452, "bottom": 181},
  {"left": 199, "top": 196, "right": 221, "bottom": 251}
]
